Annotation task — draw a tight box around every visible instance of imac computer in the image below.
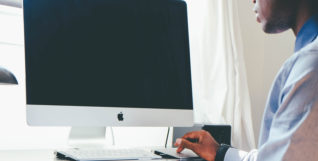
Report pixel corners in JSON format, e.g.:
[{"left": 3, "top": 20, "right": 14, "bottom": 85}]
[{"left": 23, "top": 0, "right": 193, "bottom": 146}]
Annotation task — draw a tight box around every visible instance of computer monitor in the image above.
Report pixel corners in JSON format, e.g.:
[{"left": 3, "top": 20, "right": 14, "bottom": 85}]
[{"left": 24, "top": 0, "right": 193, "bottom": 132}]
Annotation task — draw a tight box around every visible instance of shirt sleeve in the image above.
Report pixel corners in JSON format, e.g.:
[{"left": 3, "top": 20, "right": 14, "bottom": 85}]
[{"left": 224, "top": 148, "right": 258, "bottom": 161}]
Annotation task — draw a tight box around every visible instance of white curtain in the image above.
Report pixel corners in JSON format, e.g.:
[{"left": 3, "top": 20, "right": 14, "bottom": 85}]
[{"left": 186, "top": 0, "right": 256, "bottom": 150}]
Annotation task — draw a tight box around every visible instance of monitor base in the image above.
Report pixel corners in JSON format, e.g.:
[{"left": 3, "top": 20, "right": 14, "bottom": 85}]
[{"left": 68, "top": 127, "right": 107, "bottom": 148}]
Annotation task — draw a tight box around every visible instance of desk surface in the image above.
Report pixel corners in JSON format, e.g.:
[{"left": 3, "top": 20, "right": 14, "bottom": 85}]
[
  {"left": 0, "top": 149, "right": 59, "bottom": 161},
  {"left": 0, "top": 149, "right": 203, "bottom": 161}
]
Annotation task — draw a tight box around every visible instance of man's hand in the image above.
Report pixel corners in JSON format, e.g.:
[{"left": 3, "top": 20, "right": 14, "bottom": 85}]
[{"left": 174, "top": 130, "right": 220, "bottom": 161}]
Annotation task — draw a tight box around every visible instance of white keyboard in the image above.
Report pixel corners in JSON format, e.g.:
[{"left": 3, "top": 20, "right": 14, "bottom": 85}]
[{"left": 56, "top": 148, "right": 162, "bottom": 161}]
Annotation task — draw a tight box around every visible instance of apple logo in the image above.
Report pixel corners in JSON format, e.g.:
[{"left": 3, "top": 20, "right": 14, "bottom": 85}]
[{"left": 117, "top": 112, "right": 124, "bottom": 121}]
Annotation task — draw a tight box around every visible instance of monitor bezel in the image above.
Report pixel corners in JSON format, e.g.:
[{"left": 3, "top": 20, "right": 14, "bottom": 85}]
[{"left": 24, "top": 0, "right": 194, "bottom": 127}]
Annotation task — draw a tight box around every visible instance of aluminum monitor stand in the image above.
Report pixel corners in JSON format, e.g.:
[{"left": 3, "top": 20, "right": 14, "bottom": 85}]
[{"left": 68, "top": 127, "right": 107, "bottom": 148}]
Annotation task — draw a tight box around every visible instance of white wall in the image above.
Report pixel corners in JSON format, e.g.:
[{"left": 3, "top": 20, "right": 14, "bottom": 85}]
[{"left": 237, "top": 0, "right": 295, "bottom": 144}]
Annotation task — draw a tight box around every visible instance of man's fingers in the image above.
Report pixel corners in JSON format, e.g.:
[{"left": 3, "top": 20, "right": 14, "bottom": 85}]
[
  {"left": 180, "top": 138, "right": 196, "bottom": 149},
  {"left": 175, "top": 138, "right": 186, "bottom": 153},
  {"left": 182, "top": 132, "right": 198, "bottom": 139},
  {"left": 176, "top": 146, "right": 184, "bottom": 153},
  {"left": 175, "top": 138, "right": 197, "bottom": 153},
  {"left": 174, "top": 138, "right": 182, "bottom": 147},
  {"left": 182, "top": 130, "right": 205, "bottom": 140}
]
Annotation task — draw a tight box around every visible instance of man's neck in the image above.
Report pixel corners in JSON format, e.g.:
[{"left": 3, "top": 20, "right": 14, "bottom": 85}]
[{"left": 292, "top": 1, "right": 315, "bottom": 36}]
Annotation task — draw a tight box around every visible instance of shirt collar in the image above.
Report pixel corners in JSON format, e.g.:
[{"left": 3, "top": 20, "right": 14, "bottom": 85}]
[{"left": 295, "top": 14, "right": 318, "bottom": 52}]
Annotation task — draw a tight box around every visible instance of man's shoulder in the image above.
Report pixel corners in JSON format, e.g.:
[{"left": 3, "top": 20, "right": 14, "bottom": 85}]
[
  {"left": 294, "top": 38, "right": 318, "bottom": 71},
  {"left": 283, "top": 39, "right": 318, "bottom": 86}
]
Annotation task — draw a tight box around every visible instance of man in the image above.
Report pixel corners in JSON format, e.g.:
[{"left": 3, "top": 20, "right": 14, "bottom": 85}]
[{"left": 175, "top": 0, "right": 318, "bottom": 160}]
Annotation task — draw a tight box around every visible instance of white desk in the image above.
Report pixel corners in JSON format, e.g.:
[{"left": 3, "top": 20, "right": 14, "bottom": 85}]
[
  {"left": 0, "top": 149, "right": 61, "bottom": 161},
  {"left": 0, "top": 149, "right": 199, "bottom": 161}
]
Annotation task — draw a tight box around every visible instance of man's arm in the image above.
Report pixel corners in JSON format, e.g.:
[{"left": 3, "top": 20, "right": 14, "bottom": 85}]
[
  {"left": 174, "top": 130, "right": 258, "bottom": 161},
  {"left": 175, "top": 67, "right": 318, "bottom": 161}
]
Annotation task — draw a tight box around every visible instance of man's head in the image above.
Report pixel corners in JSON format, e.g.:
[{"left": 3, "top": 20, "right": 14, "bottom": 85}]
[{"left": 253, "top": 0, "right": 300, "bottom": 33}]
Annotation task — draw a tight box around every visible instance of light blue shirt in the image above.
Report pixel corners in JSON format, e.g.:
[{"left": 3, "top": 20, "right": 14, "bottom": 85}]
[{"left": 225, "top": 14, "right": 318, "bottom": 161}]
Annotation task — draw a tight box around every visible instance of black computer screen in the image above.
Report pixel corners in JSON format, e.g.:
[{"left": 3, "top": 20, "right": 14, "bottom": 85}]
[{"left": 24, "top": 0, "right": 193, "bottom": 110}]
